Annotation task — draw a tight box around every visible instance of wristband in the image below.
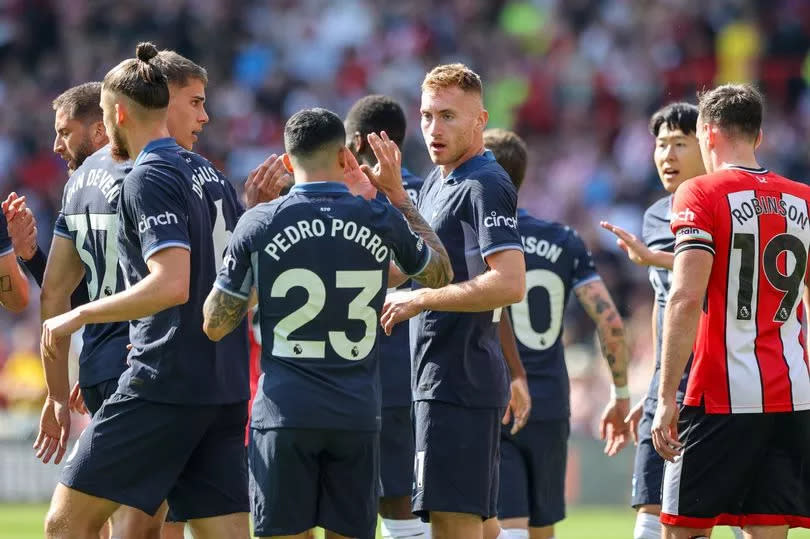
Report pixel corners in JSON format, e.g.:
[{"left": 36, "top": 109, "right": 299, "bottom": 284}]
[{"left": 611, "top": 385, "right": 630, "bottom": 400}]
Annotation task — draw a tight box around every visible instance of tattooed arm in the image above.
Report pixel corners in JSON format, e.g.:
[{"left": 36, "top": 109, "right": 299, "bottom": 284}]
[
  {"left": 0, "top": 250, "right": 28, "bottom": 312},
  {"left": 203, "top": 288, "right": 249, "bottom": 342},
  {"left": 574, "top": 277, "right": 631, "bottom": 456},
  {"left": 390, "top": 196, "right": 453, "bottom": 289}
]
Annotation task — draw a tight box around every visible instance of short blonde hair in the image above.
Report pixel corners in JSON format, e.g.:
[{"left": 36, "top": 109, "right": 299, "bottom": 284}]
[{"left": 422, "top": 63, "right": 483, "bottom": 96}]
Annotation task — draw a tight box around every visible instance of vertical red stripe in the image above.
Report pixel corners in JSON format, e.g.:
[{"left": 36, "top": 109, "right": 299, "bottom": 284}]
[{"left": 754, "top": 189, "right": 792, "bottom": 412}]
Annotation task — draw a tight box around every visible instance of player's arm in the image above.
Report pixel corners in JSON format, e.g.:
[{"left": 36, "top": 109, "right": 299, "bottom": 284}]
[
  {"left": 599, "top": 221, "right": 674, "bottom": 270},
  {"left": 388, "top": 195, "right": 452, "bottom": 289},
  {"left": 0, "top": 250, "right": 28, "bottom": 312},
  {"left": 499, "top": 309, "right": 530, "bottom": 434},
  {"left": 653, "top": 248, "right": 712, "bottom": 461},
  {"left": 202, "top": 289, "right": 248, "bottom": 342},
  {"left": 574, "top": 278, "right": 631, "bottom": 456},
  {"left": 41, "top": 247, "right": 190, "bottom": 353}
]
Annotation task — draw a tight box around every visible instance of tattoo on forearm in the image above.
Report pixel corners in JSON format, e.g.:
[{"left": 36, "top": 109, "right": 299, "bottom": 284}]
[
  {"left": 576, "top": 282, "right": 629, "bottom": 387},
  {"left": 393, "top": 197, "right": 453, "bottom": 288},
  {"left": 0, "top": 275, "right": 10, "bottom": 292},
  {"left": 203, "top": 290, "right": 248, "bottom": 336}
]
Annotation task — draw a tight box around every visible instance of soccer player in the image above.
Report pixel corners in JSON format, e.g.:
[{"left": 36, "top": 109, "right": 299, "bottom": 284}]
[
  {"left": 653, "top": 83, "right": 810, "bottom": 538},
  {"left": 0, "top": 206, "right": 29, "bottom": 312},
  {"left": 381, "top": 64, "right": 527, "bottom": 539},
  {"left": 345, "top": 94, "right": 428, "bottom": 539},
  {"left": 38, "top": 42, "right": 250, "bottom": 539},
  {"left": 201, "top": 108, "right": 452, "bottom": 539},
  {"left": 483, "top": 128, "right": 631, "bottom": 539}
]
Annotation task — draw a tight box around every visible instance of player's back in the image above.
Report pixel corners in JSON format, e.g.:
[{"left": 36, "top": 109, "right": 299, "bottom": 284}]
[
  {"left": 53, "top": 145, "right": 131, "bottom": 387},
  {"left": 117, "top": 138, "right": 248, "bottom": 405},
  {"left": 237, "top": 182, "right": 427, "bottom": 432},
  {"left": 672, "top": 166, "right": 810, "bottom": 413},
  {"left": 508, "top": 209, "right": 600, "bottom": 420}
]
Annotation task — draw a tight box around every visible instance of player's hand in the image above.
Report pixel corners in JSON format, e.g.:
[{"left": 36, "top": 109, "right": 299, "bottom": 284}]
[
  {"left": 624, "top": 398, "right": 645, "bottom": 445},
  {"left": 364, "top": 132, "right": 409, "bottom": 205},
  {"left": 342, "top": 148, "right": 377, "bottom": 200},
  {"left": 380, "top": 289, "right": 424, "bottom": 336},
  {"left": 244, "top": 154, "right": 293, "bottom": 208},
  {"left": 68, "top": 381, "right": 88, "bottom": 416},
  {"left": 651, "top": 398, "right": 682, "bottom": 462},
  {"left": 599, "top": 221, "right": 656, "bottom": 267},
  {"left": 600, "top": 397, "right": 631, "bottom": 456},
  {"left": 502, "top": 376, "right": 531, "bottom": 435},
  {"left": 34, "top": 396, "right": 71, "bottom": 464},
  {"left": 2, "top": 194, "right": 37, "bottom": 260},
  {"left": 42, "top": 309, "right": 85, "bottom": 356}
]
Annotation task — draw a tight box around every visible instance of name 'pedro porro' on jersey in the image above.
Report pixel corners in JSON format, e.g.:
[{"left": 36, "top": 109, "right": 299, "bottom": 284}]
[{"left": 670, "top": 166, "right": 810, "bottom": 414}]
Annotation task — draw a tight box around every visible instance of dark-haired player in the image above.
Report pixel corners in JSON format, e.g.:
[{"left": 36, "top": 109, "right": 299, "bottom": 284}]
[
  {"left": 39, "top": 43, "right": 250, "bottom": 539},
  {"left": 654, "top": 84, "right": 810, "bottom": 537},
  {"left": 202, "top": 107, "right": 451, "bottom": 539},
  {"left": 345, "top": 94, "right": 429, "bottom": 539},
  {"left": 483, "top": 128, "right": 631, "bottom": 539}
]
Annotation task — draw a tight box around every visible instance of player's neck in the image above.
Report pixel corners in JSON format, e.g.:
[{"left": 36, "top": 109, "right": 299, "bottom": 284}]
[
  {"left": 128, "top": 124, "right": 172, "bottom": 160},
  {"left": 293, "top": 168, "right": 343, "bottom": 184},
  {"left": 439, "top": 141, "right": 485, "bottom": 178},
  {"left": 715, "top": 153, "right": 761, "bottom": 172}
]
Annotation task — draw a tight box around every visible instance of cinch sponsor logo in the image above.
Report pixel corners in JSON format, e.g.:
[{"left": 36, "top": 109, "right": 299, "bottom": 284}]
[
  {"left": 672, "top": 208, "right": 695, "bottom": 222},
  {"left": 138, "top": 211, "right": 179, "bottom": 233},
  {"left": 484, "top": 211, "right": 518, "bottom": 229}
]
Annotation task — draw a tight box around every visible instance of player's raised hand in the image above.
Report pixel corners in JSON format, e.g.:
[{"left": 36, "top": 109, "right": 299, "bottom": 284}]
[
  {"left": 42, "top": 310, "right": 85, "bottom": 357},
  {"left": 651, "top": 399, "right": 682, "bottom": 462},
  {"left": 624, "top": 398, "right": 645, "bottom": 445},
  {"left": 600, "top": 396, "right": 631, "bottom": 456},
  {"left": 68, "top": 381, "right": 89, "bottom": 416},
  {"left": 380, "top": 289, "right": 424, "bottom": 336},
  {"left": 6, "top": 203, "right": 38, "bottom": 261},
  {"left": 599, "top": 221, "right": 659, "bottom": 267},
  {"left": 502, "top": 376, "right": 531, "bottom": 435},
  {"left": 364, "top": 132, "right": 408, "bottom": 204},
  {"left": 34, "top": 395, "right": 71, "bottom": 464},
  {"left": 244, "top": 154, "right": 293, "bottom": 208},
  {"left": 342, "top": 148, "right": 377, "bottom": 200}
]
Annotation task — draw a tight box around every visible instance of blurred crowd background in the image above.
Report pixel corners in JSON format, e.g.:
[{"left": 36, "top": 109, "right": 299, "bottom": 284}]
[{"left": 2, "top": 0, "right": 810, "bottom": 441}]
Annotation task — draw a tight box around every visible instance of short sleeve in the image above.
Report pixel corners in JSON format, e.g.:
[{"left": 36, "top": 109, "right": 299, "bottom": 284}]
[
  {"left": 671, "top": 180, "right": 715, "bottom": 257},
  {"left": 384, "top": 206, "right": 431, "bottom": 277},
  {"left": 53, "top": 213, "right": 71, "bottom": 239},
  {"left": 0, "top": 212, "right": 11, "bottom": 257},
  {"left": 121, "top": 168, "right": 190, "bottom": 261},
  {"left": 471, "top": 176, "right": 523, "bottom": 259},
  {"left": 568, "top": 229, "right": 600, "bottom": 289},
  {"left": 214, "top": 213, "right": 255, "bottom": 300}
]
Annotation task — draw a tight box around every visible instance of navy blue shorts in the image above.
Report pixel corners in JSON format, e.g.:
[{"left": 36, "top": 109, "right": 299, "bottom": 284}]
[
  {"left": 631, "top": 399, "right": 665, "bottom": 508},
  {"left": 498, "top": 418, "right": 569, "bottom": 527},
  {"left": 380, "top": 406, "right": 414, "bottom": 498},
  {"left": 81, "top": 378, "right": 119, "bottom": 416},
  {"left": 412, "top": 400, "right": 503, "bottom": 521},
  {"left": 61, "top": 393, "right": 249, "bottom": 520},
  {"left": 249, "top": 427, "right": 379, "bottom": 538}
]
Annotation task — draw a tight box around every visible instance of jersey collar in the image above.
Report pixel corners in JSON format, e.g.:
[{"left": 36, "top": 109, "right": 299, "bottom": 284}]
[
  {"left": 723, "top": 164, "right": 769, "bottom": 174},
  {"left": 290, "top": 181, "right": 350, "bottom": 194},
  {"left": 134, "top": 137, "right": 179, "bottom": 167},
  {"left": 443, "top": 150, "right": 496, "bottom": 184}
]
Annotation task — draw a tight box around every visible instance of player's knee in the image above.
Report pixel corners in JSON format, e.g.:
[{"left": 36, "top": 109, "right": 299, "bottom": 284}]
[{"left": 44, "top": 507, "right": 68, "bottom": 538}]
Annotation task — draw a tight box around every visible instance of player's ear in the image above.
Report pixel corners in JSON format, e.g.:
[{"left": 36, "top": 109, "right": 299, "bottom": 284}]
[
  {"left": 351, "top": 132, "right": 365, "bottom": 154},
  {"left": 338, "top": 146, "right": 348, "bottom": 168},
  {"left": 753, "top": 128, "right": 763, "bottom": 150},
  {"left": 479, "top": 108, "right": 489, "bottom": 131},
  {"left": 91, "top": 120, "right": 107, "bottom": 146},
  {"left": 281, "top": 153, "right": 293, "bottom": 174},
  {"left": 115, "top": 102, "right": 126, "bottom": 126}
]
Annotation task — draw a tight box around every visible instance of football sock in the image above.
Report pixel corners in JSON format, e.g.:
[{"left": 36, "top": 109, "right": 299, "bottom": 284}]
[
  {"left": 381, "top": 517, "right": 430, "bottom": 538},
  {"left": 503, "top": 529, "right": 530, "bottom": 539},
  {"left": 634, "top": 512, "right": 661, "bottom": 539}
]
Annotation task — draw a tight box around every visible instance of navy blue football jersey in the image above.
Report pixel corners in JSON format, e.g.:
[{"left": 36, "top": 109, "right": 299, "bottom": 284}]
[
  {"left": 411, "top": 151, "right": 522, "bottom": 408},
  {"left": 215, "top": 181, "right": 430, "bottom": 431},
  {"left": 116, "top": 138, "right": 249, "bottom": 404},
  {"left": 52, "top": 145, "right": 131, "bottom": 387},
  {"left": 507, "top": 209, "right": 600, "bottom": 420},
  {"left": 641, "top": 195, "right": 690, "bottom": 405},
  {"left": 378, "top": 168, "right": 424, "bottom": 408},
  {"left": 0, "top": 211, "right": 11, "bottom": 257}
]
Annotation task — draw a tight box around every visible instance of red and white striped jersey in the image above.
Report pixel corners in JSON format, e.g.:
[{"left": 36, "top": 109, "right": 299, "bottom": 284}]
[{"left": 671, "top": 165, "right": 810, "bottom": 414}]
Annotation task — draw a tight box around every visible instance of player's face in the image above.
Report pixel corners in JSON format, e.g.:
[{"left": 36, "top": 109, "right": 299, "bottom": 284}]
[
  {"left": 653, "top": 124, "right": 705, "bottom": 193},
  {"left": 100, "top": 90, "right": 129, "bottom": 161},
  {"left": 53, "top": 108, "right": 96, "bottom": 174},
  {"left": 420, "top": 87, "right": 485, "bottom": 168},
  {"left": 167, "top": 79, "right": 208, "bottom": 151}
]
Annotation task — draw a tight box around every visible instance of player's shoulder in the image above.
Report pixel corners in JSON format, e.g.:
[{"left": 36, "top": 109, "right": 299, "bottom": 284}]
[
  {"left": 643, "top": 195, "right": 672, "bottom": 222},
  {"left": 401, "top": 168, "right": 424, "bottom": 188}
]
